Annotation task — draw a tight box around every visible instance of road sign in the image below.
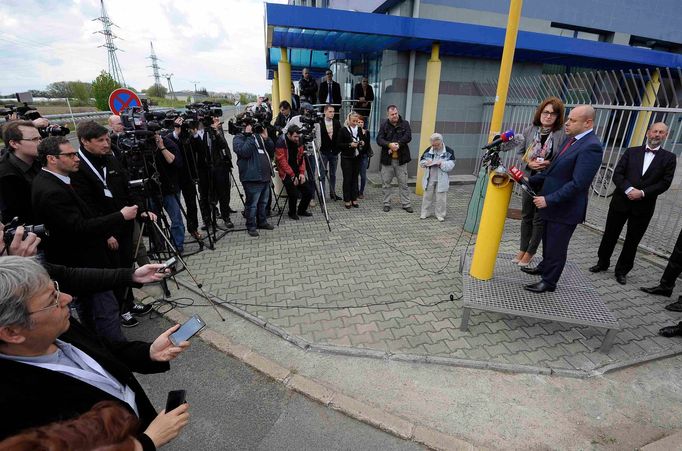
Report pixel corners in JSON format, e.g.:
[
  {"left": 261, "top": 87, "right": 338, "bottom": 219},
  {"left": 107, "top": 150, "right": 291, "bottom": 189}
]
[{"left": 108, "top": 88, "right": 142, "bottom": 115}]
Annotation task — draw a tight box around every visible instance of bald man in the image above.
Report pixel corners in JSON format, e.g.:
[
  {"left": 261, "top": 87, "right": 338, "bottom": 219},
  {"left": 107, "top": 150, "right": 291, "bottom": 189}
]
[
  {"left": 522, "top": 105, "right": 604, "bottom": 293},
  {"left": 590, "top": 122, "right": 676, "bottom": 285},
  {"left": 107, "top": 115, "right": 125, "bottom": 160}
]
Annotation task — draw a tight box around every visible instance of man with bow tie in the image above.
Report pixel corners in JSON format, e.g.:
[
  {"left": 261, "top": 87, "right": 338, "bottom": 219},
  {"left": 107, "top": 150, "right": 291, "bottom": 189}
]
[{"left": 589, "top": 122, "right": 676, "bottom": 285}]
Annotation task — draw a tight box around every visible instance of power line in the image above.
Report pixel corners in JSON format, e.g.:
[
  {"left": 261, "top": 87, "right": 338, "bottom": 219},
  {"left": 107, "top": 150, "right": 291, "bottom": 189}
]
[
  {"left": 92, "top": 0, "right": 126, "bottom": 86},
  {"left": 147, "top": 41, "right": 163, "bottom": 88}
]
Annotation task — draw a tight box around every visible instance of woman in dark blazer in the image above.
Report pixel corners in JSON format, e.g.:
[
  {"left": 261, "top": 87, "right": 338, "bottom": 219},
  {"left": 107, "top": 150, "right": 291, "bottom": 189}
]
[
  {"left": 337, "top": 111, "right": 364, "bottom": 209},
  {"left": 506, "top": 97, "right": 566, "bottom": 266}
]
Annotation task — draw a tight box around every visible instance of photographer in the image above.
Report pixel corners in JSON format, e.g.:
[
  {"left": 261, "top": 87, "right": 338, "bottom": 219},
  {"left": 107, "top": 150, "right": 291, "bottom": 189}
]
[
  {"left": 190, "top": 117, "right": 234, "bottom": 229},
  {"left": 0, "top": 120, "right": 41, "bottom": 223},
  {"left": 274, "top": 101, "right": 293, "bottom": 137},
  {"left": 275, "top": 125, "right": 313, "bottom": 220},
  {"left": 233, "top": 124, "right": 275, "bottom": 237},
  {"left": 32, "top": 136, "right": 138, "bottom": 342}
]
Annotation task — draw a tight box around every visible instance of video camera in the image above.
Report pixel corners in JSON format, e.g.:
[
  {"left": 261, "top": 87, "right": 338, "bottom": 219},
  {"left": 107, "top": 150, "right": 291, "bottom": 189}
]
[
  {"left": 298, "top": 108, "right": 323, "bottom": 144},
  {"left": 2, "top": 217, "right": 49, "bottom": 250},
  {"left": 228, "top": 110, "right": 267, "bottom": 136},
  {"left": 0, "top": 92, "right": 71, "bottom": 137},
  {"left": 184, "top": 102, "right": 223, "bottom": 129}
]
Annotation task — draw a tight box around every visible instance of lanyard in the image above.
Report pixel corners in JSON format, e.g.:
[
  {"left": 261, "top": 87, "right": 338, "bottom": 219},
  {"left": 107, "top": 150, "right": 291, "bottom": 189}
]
[{"left": 78, "top": 150, "right": 108, "bottom": 189}]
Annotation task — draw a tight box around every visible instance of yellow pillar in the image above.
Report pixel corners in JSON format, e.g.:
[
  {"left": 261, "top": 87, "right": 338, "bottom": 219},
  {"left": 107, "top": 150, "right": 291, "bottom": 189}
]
[
  {"left": 628, "top": 69, "right": 661, "bottom": 147},
  {"left": 469, "top": 0, "right": 523, "bottom": 281},
  {"left": 415, "top": 43, "right": 442, "bottom": 196},
  {"left": 271, "top": 71, "right": 280, "bottom": 125},
  {"left": 277, "top": 48, "right": 292, "bottom": 108}
]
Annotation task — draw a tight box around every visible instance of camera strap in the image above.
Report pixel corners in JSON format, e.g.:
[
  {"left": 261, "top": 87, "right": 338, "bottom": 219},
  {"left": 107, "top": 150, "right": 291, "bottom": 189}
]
[{"left": 77, "top": 150, "right": 112, "bottom": 198}]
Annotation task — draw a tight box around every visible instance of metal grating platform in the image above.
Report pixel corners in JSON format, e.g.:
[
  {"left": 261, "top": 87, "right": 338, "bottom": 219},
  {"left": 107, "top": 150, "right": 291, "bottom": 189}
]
[{"left": 461, "top": 252, "right": 621, "bottom": 352}]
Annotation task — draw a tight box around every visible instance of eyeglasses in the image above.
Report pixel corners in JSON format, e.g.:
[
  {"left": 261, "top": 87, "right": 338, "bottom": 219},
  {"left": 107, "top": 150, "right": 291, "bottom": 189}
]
[
  {"left": 28, "top": 281, "right": 61, "bottom": 315},
  {"left": 541, "top": 111, "right": 558, "bottom": 117},
  {"left": 56, "top": 152, "right": 78, "bottom": 159},
  {"left": 20, "top": 137, "right": 41, "bottom": 142}
]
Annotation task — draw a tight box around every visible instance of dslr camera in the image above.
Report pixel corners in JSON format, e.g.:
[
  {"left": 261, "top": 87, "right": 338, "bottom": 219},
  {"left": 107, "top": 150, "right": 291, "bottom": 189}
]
[
  {"left": 2, "top": 217, "right": 48, "bottom": 249},
  {"left": 228, "top": 111, "right": 265, "bottom": 135}
]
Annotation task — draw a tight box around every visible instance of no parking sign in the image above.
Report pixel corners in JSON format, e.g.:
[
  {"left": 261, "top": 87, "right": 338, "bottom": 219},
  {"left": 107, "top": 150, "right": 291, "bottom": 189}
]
[{"left": 108, "top": 88, "right": 142, "bottom": 115}]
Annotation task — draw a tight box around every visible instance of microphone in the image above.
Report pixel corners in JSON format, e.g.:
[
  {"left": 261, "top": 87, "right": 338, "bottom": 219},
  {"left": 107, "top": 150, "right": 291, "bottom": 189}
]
[
  {"left": 508, "top": 165, "right": 537, "bottom": 197},
  {"left": 482, "top": 129, "right": 515, "bottom": 150}
]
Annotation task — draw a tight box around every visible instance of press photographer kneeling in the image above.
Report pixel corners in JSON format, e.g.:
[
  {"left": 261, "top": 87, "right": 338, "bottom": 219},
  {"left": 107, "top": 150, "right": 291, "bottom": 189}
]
[{"left": 275, "top": 125, "right": 313, "bottom": 220}]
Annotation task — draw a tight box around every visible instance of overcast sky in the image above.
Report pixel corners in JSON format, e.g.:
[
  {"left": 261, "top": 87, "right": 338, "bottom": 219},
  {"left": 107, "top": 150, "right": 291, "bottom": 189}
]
[{"left": 0, "top": 0, "right": 286, "bottom": 95}]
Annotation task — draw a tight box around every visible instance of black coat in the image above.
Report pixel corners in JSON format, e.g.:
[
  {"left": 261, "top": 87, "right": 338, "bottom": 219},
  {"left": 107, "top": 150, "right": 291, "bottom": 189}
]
[
  {"left": 0, "top": 152, "right": 40, "bottom": 223},
  {"left": 376, "top": 117, "right": 412, "bottom": 166},
  {"left": 299, "top": 77, "right": 318, "bottom": 104},
  {"left": 0, "top": 318, "right": 168, "bottom": 442},
  {"left": 318, "top": 80, "right": 342, "bottom": 105},
  {"left": 353, "top": 83, "right": 374, "bottom": 111},
  {"left": 32, "top": 170, "right": 125, "bottom": 268},
  {"left": 319, "top": 118, "right": 341, "bottom": 155},
  {"left": 610, "top": 145, "right": 677, "bottom": 217},
  {"left": 45, "top": 262, "right": 137, "bottom": 296},
  {"left": 190, "top": 129, "right": 232, "bottom": 173},
  {"left": 337, "top": 126, "right": 368, "bottom": 159}
]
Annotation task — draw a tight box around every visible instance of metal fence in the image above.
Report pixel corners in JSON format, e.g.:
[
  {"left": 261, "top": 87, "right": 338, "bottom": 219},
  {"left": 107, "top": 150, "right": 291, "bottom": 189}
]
[{"left": 474, "top": 68, "right": 682, "bottom": 258}]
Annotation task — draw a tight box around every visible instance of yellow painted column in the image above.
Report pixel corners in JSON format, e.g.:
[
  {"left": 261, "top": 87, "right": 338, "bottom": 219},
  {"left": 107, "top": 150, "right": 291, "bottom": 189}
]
[
  {"left": 628, "top": 69, "right": 661, "bottom": 147},
  {"left": 469, "top": 0, "right": 523, "bottom": 281},
  {"left": 415, "top": 43, "right": 442, "bottom": 196},
  {"left": 271, "top": 71, "right": 280, "bottom": 125},
  {"left": 277, "top": 48, "right": 292, "bottom": 108}
]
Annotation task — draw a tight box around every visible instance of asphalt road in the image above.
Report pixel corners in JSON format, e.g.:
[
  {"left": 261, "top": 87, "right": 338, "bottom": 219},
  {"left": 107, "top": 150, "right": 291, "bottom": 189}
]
[{"left": 124, "top": 313, "right": 423, "bottom": 451}]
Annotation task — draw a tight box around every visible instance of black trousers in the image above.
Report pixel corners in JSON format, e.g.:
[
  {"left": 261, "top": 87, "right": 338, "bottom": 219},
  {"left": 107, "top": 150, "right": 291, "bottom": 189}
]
[
  {"left": 198, "top": 163, "right": 231, "bottom": 222},
  {"left": 661, "top": 227, "right": 682, "bottom": 289},
  {"left": 282, "top": 177, "right": 313, "bottom": 215},
  {"left": 597, "top": 208, "right": 653, "bottom": 276},
  {"left": 179, "top": 174, "right": 199, "bottom": 233},
  {"left": 537, "top": 220, "right": 577, "bottom": 288},
  {"left": 340, "top": 157, "right": 360, "bottom": 202},
  {"left": 519, "top": 190, "right": 544, "bottom": 255}
]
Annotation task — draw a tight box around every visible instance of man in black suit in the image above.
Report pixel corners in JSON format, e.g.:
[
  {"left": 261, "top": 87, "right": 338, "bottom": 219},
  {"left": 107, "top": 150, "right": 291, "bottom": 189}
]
[
  {"left": 590, "top": 122, "right": 676, "bottom": 285},
  {"left": 32, "top": 137, "right": 138, "bottom": 342},
  {"left": 318, "top": 70, "right": 342, "bottom": 117},
  {"left": 353, "top": 77, "right": 374, "bottom": 122},
  {"left": 319, "top": 104, "right": 342, "bottom": 201},
  {"left": 0, "top": 256, "right": 190, "bottom": 448},
  {"left": 0, "top": 120, "right": 41, "bottom": 223},
  {"left": 274, "top": 100, "right": 294, "bottom": 137},
  {"left": 641, "top": 227, "right": 682, "bottom": 313},
  {"left": 298, "top": 67, "right": 318, "bottom": 105},
  {"left": 523, "top": 105, "right": 603, "bottom": 293},
  {"left": 290, "top": 82, "right": 301, "bottom": 114}
]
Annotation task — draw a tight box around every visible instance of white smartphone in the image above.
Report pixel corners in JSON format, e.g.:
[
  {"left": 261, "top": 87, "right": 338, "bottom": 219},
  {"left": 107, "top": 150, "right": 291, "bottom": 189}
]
[
  {"left": 157, "top": 256, "right": 177, "bottom": 273},
  {"left": 169, "top": 314, "right": 206, "bottom": 346}
]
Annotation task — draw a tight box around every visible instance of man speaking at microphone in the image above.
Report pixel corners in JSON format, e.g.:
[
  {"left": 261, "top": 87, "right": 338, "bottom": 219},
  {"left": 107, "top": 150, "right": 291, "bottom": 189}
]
[{"left": 522, "top": 105, "right": 603, "bottom": 293}]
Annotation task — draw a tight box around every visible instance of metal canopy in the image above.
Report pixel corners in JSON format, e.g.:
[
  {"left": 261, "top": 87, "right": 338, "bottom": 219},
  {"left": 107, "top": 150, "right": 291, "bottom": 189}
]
[{"left": 265, "top": 3, "right": 682, "bottom": 75}]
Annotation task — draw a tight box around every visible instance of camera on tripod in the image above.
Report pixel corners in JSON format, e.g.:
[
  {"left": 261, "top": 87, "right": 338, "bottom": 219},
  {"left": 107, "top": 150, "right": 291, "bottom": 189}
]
[
  {"left": 227, "top": 111, "right": 265, "bottom": 135},
  {"left": 2, "top": 217, "right": 49, "bottom": 248},
  {"left": 0, "top": 91, "right": 70, "bottom": 137},
  {"left": 298, "top": 108, "right": 322, "bottom": 144}
]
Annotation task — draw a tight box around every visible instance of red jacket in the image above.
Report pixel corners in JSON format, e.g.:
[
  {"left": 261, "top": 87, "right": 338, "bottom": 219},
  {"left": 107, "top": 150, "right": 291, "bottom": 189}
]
[{"left": 275, "top": 135, "right": 306, "bottom": 180}]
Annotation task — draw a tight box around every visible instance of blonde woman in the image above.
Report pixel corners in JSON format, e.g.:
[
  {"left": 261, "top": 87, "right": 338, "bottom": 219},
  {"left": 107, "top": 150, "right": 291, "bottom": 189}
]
[{"left": 337, "top": 111, "right": 364, "bottom": 208}]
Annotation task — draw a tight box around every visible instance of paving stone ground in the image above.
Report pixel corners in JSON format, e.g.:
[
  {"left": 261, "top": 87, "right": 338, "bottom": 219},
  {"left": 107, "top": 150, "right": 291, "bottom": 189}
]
[{"left": 175, "top": 173, "right": 682, "bottom": 377}]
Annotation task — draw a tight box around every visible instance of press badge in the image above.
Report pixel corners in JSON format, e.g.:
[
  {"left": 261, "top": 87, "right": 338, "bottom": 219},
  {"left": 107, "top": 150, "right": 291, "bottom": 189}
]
[
  {"left": 257, "top": 148, "right": 265, "bottom": 154},
  {"left": 104, "top": 188, "right": 113, "bottom": 198}
]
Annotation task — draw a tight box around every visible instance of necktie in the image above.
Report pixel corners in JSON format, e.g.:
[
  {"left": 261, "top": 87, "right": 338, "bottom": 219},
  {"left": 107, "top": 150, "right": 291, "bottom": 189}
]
[
  {"left": 328, "top": 82, "right": 332, "bottom": 103},
  {"left": 646, "top": 147, "right": 656, "bottom": 154},
  {"left": 557, "top": 137, "right": 577, "bottom": 158}
]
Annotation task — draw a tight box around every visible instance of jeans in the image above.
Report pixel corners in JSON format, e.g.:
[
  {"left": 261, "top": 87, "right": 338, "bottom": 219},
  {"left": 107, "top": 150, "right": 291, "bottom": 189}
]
[
  {"left": 358, "top": 154, "right": 369, "bottom": 195},
  {"left": 164, "top": 194, "right": 185, "bottom": 252},
  {"left": 76, "top": 290, "right": 125, "bottom": 342},
  {"left": 243, "top": 181, "right": 270, "bottom": 231},
  {"left": 320, "top": 153, "right": 339, "bottom": 197}
]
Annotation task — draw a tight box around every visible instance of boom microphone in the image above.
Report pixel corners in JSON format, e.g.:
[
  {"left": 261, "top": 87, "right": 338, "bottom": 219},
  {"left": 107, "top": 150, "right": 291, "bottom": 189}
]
[{"left": 482, "top": 129, "right": 515, "bottom": 150}]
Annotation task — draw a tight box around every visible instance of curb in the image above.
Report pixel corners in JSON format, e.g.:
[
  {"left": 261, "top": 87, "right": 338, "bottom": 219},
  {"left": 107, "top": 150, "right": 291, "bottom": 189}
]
[
  {"left": 163, "top": 308, "right": 478, "bottom": 451},
  {"left": 640, "top": 430, "right": 682, "bottom": 450}
]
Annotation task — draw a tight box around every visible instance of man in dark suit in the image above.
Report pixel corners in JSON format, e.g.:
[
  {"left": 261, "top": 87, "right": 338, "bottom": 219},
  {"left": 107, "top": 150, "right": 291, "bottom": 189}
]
[
  {"left": 589, "top": 122, "right": 676, "bottom": 285},
  {"left": 641, "top": 226, "right": 682, "bottom": 313},
  {"left": 522, "top": 105, "right": 603, "bottom": 293},
  {"left": 274, "top": 100, "right": 294, "bottom": 137},
  {"left": 0, "top": 256, "right": 190, "bottom": 448},
  {"left": 290, "top": 82, "right": 301, "bottom": 114},
  {"left": 32, "top": 137, "right": 138, "bottom": 342},
  {"left": 353, "top": 77, "right": 374, "bottom": 122},
  {"left": 319, "top": 104, "right": 342, "bottom": 200},
  {"left": 0, "top": 120, "right": 41, "bottom": 223},
  {"left": 318, "top": 70, "right": 342, "bottom": 117},
  {"left": 298, "top": 67, "right": 318, "bottom": 105}
]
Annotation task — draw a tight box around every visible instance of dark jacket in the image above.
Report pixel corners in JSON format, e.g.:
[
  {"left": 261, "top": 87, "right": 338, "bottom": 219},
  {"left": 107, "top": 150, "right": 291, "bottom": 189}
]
[
  {"left": 353, "top": 83, "right": 374, "bottom": 111},
  {"left": 377, "top": 116, "right": 412, "bottom": 166},
  {"left": 233, "top": 133, "right": 274, "bottom": 183},
  {"left": 318, "top": 80, "right": 342, "bottom": 106},
  {"left": 32, "top": 170, "right": 126, "bottom": 268},
  {"left": 0, "top": 318, "right": 168, "bottom": 444},
  {"left": 299, "top": 77, "right": 318, "bottom": 104},
  {"left": 609, "top": 145, "right": 676, "bottom": 217},
  {"left": 190, "top": 129, "right": 232, "bottom": 173},
  {"left": 0, "top": 152, "right": 40, "bottom": 223},
  {"left": 274, "top": 113, "right": 292, "bottom": 136},
  {"left": 156, "top": 135, "right": 182, "bottom": 195},
  {"left": 291, "top": 94, "right": 301, "bottom": 113},
  {"left": 529, "top": 132, "right": 603, "bottom": 225},
  {"left": 337, "top": 126, "right": 368, "bottom": 159},
  {"left": 45, "top": 262, "right": 138, "bottom": 296},
  {"left": 275, "top": 135, "right": 306, "bottom": 181},
  {"left": 319, "top": 118, "right": 341, "bottom": 155}
]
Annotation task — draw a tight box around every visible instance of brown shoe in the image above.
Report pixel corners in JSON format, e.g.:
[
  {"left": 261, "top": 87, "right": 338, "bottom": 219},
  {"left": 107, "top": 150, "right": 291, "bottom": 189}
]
[{"left": 191, "top": 231, "right": 204, "bottom": 240}]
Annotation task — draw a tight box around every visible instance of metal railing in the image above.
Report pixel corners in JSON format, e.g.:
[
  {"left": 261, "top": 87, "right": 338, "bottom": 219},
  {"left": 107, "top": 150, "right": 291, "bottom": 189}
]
[{"left": 474, "top": 68, "right": 682, "bottom": 258}]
